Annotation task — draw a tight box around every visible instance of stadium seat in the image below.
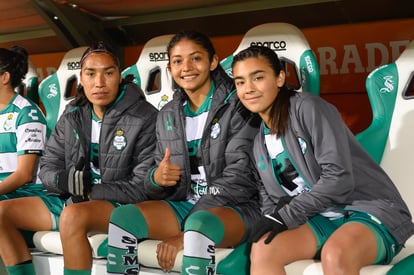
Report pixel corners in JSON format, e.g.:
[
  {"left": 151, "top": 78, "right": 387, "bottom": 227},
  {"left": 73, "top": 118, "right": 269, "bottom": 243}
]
[
  {"left": 220, "top": 22, "right": 320, "bottom": 95},
  {"left": 122, "top": 34, "right": 175, "bottom": 109},
  {"left": 295, "top": 39, "right": 414, "bottom": 275},
  {"left": 38, "top": 46, "right": 87, "bottom": 138},
  {"left": 16, "top": 59, "right": 39, "bottom": 104}
]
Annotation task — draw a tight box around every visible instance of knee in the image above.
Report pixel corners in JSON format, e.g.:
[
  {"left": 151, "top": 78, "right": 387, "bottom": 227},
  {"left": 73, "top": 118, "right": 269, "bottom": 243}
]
[
  {"left": 184, "top": 210, "right": 224, "bottom": 243},
  {"left": 321, "top": 240, "right": 348, "bottom": 270},
  {"left": 59, "top": 204, "right": 87, "bottom": 234}
]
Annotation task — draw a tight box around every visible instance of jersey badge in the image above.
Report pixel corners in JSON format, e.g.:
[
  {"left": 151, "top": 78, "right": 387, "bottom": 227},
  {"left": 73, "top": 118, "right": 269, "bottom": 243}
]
[{"left": 3, "top": 114, "right": 13, "bottom": 131}]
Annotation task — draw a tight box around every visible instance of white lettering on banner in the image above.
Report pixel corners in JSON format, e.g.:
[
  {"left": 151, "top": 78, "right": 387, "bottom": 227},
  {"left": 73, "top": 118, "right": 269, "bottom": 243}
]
[
  {"left": 366, "top": 43, "right": 388, "bottom": 72},
  {"left": 317, "top": 40, "right": 410, "bottom": 75},
  {"left": 341, "top": 44, "right": 364, "bottom": 74}
]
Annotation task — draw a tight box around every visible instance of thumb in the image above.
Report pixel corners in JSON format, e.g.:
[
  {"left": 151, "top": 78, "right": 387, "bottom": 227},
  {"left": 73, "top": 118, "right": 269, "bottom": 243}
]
[
  {"left": 162, "top": 147, "right": 171, "bottom": 164},
  {"left": 75, "top": 157, "right": 85, "bottom": 170}
]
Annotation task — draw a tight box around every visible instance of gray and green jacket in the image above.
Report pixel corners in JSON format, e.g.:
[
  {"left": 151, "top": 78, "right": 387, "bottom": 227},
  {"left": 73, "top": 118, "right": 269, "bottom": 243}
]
[
  {"left": 254, "top": 91, "right": 414, "bottom": 245},
  {"left": 144, "top": 68, "right": 262, "bottom": 231},
  {"left": 39, "top": 83, "right": 158, "bottom": 204}
]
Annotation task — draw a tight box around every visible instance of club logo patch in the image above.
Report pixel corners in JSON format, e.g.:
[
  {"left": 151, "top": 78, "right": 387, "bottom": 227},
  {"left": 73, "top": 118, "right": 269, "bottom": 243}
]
[
  {"left": 113, "top": 129, "right": 127, "bottom": 150},
  {"left": 298, "top": 137, "right": 307, "bottom": 154},
  {"left": 3, "top": 114, "right": 13, "bottom": 131},
  {"left": 210, "top": 118, "right": 221, "bottom": 139}
]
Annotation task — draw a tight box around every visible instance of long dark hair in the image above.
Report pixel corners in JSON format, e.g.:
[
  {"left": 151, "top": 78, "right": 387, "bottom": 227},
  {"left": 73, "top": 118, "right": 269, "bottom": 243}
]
[
  {"left": 0, "top": 46, "right": 28, "bottom": 89},
  {"left": 232, "top": 45, "right": 296, "bottom": 137},
  {"left": 72, "top": 41, "right": 133, "bottom": 106}
]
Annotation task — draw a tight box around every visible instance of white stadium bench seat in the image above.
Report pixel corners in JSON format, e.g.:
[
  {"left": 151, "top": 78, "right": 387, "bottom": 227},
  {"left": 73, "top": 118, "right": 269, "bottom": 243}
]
[
  {"left": 16, "top": 59, "right": 40, "bottom": 105},
  {"left": 38, "top": 46, "right": 87, "bottom": 138},
  {"left": 122, "top": 34, "right": 175, "bottom": 110}
]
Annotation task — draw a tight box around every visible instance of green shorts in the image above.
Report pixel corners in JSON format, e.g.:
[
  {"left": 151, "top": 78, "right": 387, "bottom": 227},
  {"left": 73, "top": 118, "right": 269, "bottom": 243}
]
[
  {"left": 0, "top": 183, "right": 49, "bottom": 201},
  {"left": 164, "top": 200, "right": 194, "bottom": 226},
  {"left": 164, "top": 200, "right": 243, "bottom": 232},
  {"left": 39, "top": 194, "right": 121, "bottom": 231},
  {"left": 308, "top": 211, "right": 401, "bottom": 264}
]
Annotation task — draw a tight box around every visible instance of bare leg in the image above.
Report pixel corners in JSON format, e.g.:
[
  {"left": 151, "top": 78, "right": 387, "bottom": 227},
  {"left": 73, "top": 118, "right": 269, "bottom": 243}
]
[
  {"left": 207, "top": 207, "right": 245, "bottom": 247},
  {"left": 321, "top": 222, "right": 377, "bottom": 275},
  {"left": 0, "top": 197, "right": 53, "bottom": 265},
  {"left": 59, "top": 200, "right": 114, "bottom": 270},
  {"left": 250, "top": 224, "right": 317, "bottom": 275},
  {"left": 136, "top": 200, "right": 181, "bottom": 239}
]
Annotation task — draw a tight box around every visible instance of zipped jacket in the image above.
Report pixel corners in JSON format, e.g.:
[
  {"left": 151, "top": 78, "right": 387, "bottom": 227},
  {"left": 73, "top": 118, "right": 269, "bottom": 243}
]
[
  {"left": 254, "top": 91, "right": 414, "bottom": 244},
  {"left": 144, "top": 68, "right": 261, "bottom": 227},
  {"left": 39, "top": 83, "right": 158, "bottom": 204}
]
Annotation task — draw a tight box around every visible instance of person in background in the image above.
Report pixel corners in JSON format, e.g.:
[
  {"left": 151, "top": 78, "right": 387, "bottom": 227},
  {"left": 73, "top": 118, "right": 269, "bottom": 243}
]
[
  {"left": 106, "top": 30, "right": 261, "bottom": 275},
  {"left": 0, "top": 41, "right": 158, "bottom": 275},
  {"left": 231, "top": 45, "right": 414, "bottom": 275},
  {"left": 0, "top": 46, "right": 46, "bottom": 200}
]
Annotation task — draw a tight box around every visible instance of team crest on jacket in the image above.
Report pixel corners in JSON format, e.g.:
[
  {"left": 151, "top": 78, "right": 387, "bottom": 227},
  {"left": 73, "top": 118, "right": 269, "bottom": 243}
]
[
  {"left": 210, "top": 118, "right": 221, "bottom": 139},
  {"left": 298, "top": 137, "right": 307, "bottom": 154},
  {"left": 113, "top": 129, "right": 127, "bottom": 150}
]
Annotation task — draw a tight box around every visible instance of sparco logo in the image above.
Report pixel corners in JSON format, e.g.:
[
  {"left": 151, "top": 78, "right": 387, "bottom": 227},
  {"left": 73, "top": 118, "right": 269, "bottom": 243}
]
[
  {"left": 304, "top": 56, "right": 314, "bottom": 73},
  {"left": 250, "top": 41, "right": 287, "bottom": 51},
  {"left": 380, "top": 75, "right": 394, "bottom": 93},
  {"left": 149, "top": 52, "right": 168, "bottom": 62},
  {"left": 67, "top": 61, "right": 81, "bottom": 70}
]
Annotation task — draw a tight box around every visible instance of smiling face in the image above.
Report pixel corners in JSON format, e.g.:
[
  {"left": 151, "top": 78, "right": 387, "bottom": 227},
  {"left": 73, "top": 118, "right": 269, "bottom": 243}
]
[
  {"left": 168, "top": 38, "right": 218, "bottom": 96},
  {"left": 80, "top": 52, "right": 121, "bottom": 118},
  {"left": 232, "top": 56, "right": 285, "bottom": 125}
]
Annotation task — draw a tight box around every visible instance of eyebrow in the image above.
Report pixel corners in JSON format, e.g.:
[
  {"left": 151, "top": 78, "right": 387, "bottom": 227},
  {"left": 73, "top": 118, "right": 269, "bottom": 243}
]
[
  {"left": 171, "top": 50, "right": 203, "bottom": 59},
  {"left": 233, "top": 69, "right": 264, "bottom": 80},
  {"left": 83, "top": 65, "right": 117, "bottom": 71}
]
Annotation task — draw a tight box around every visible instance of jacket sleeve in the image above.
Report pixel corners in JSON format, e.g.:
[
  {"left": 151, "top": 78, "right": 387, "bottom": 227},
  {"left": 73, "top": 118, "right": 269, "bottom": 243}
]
[
  {"left": 39, "top": 115, "right": 68, "bottom": 194},
  {"left": 143, "top": 108, "right": 182, "bottom": 200},
  {"left": 191, "top": 103, "right": 261, "bottom": 212},
  {"left": 280, "top": 95, "right": 355, "bottom": 228},
  {"left": 90, "top": 107, "right": 157, "bottom": 204}
]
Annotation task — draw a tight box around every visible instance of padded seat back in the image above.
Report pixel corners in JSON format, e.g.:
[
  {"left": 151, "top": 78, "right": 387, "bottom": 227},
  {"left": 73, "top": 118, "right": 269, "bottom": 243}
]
[
  {"left": 221, "top": 22, "right": 320, "bottom": 95},
  {"left": 16, "top": 60, "right": 39, "bottom": 104},
  {"left": 357, "top": 39, "right": 414, "bottom": 218},
  {"left": 38, "top": 47, "right": 87, "bottom": 138},
  {"left": 369, "top": 40, "right": 414, "bottom": 216},
  {"left": 122, "top": 34, "right": 175, "bottom": 109}
]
